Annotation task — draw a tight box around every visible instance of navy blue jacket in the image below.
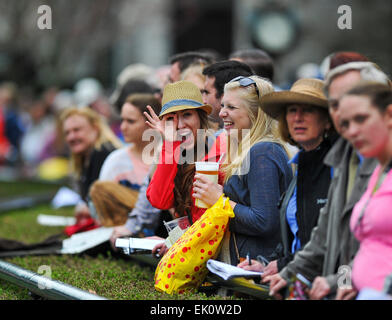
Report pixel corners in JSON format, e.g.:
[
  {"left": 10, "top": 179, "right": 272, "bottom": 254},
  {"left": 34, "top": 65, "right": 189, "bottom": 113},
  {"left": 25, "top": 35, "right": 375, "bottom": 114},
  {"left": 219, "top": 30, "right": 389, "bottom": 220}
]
[{"left": 223, "top": 141, "right": 293, "bottom": 265}]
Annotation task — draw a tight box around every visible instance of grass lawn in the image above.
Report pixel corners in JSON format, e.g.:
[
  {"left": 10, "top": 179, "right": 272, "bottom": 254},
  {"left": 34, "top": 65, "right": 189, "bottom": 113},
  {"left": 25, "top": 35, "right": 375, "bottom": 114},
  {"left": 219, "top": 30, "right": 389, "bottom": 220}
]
[
  {"left": 0, "top": 183, "right": 232, "bottom": 300},
  {"left": 0, "top": 179, "right": 63, "bottom": 200}
]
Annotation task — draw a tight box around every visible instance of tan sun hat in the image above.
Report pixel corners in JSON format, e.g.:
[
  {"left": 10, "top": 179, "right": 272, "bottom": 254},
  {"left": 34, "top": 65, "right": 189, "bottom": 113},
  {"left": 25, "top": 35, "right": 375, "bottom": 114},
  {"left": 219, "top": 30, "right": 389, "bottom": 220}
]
[
  {"left": 260, "top": 78, "right": 328, "bottom": 119},
  {"left": 159, "top": 80, "right": 212, "bottom": 118}
]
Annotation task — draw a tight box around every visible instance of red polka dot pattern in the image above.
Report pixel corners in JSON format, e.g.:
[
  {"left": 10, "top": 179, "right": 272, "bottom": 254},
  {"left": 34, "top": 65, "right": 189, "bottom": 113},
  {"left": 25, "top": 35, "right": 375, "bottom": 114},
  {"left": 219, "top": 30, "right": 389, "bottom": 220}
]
[{"left": 154, "top": 195, "right": 234, "bottom": 295}]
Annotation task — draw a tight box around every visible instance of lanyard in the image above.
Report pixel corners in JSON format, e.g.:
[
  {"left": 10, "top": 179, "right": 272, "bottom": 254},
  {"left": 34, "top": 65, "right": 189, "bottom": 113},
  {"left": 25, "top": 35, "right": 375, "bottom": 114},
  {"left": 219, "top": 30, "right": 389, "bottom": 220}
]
[{"left": 354, "top": 162, "right": 391, "bottom": 235}]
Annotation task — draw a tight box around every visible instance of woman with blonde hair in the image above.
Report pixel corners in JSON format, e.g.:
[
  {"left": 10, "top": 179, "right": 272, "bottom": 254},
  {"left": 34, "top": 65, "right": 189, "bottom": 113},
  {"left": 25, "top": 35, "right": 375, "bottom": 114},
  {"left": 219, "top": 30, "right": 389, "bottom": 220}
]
[
  {"left": 193, "top": 75, "right": 293, "bottom": 266},
  {"left": 60, "top": 106, "right": 122, "bottom": 230}
]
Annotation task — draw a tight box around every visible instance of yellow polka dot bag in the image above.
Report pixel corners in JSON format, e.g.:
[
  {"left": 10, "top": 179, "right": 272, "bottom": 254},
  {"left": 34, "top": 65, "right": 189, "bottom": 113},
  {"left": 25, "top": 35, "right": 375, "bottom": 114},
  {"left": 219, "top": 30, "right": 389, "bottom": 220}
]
[{"left": 154, "top": 195, "right": 235, "bottom": 294}]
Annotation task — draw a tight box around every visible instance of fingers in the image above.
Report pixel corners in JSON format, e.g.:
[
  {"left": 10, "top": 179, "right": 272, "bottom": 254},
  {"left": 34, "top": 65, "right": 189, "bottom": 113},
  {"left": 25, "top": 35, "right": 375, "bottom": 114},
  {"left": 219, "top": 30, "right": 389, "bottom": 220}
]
[
  {"left": 260, "top": 268, "right": 278, "bottom": 283},
  {"left": 268, "top": 275, "right": 287, "bottom": 299},
  {"left": 194, "top": 174, "right": 210, "bottom": 184},
  {"left": 342, "top": 290, "right": 357, "bottom": 300},
  {"left": 152, "top": 242, "right": 167, "bottom": 257},
  {"left": 109, "top": 236, "right": 118, "bottom": 251},
  {"left": 335, "top": 288, "right": 357, "bottom": 300},
  {"left": 146, "top": 236, "right": 165, "bottom": 240},
  {"left": 145, "top": 105, "right": 159, "bottom": 120},
  {"left": 261, "top": 273, "right": 274, "bottom": 283},
  {"left": 144, "top": 106, "right": 157, "bottom": 125},
  {"left": 309, "top": 277, "right": 330, "bottom": 300},
  {"left": 192, "top": 176, "right": 209, "bottom": 198},
  {"left": 237, "top": 260, "right": 248, "bottom": 268},
  {"left": 237, "top": 260, "right": 263, "bottom": 272},
  {"left": 193, "top": 175, "right": 221, "bottom": 190}
]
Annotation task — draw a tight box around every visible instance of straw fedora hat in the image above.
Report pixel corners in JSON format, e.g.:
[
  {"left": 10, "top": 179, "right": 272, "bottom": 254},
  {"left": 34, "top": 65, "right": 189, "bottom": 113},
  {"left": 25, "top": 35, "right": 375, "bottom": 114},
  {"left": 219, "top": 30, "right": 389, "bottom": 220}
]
[
  {"left": 260, "top": 78, "right": 328, "bottom": 119},
  {"left": 159, "top": 80, "right": 212, "bottom": 118}
]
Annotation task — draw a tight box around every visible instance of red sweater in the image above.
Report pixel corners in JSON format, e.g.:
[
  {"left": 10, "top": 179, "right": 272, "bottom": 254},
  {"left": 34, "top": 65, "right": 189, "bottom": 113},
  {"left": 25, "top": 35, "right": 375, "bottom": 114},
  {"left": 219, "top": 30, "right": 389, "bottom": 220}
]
[{"left": 147, "top": 133, "right": 226, "bottom": 223}]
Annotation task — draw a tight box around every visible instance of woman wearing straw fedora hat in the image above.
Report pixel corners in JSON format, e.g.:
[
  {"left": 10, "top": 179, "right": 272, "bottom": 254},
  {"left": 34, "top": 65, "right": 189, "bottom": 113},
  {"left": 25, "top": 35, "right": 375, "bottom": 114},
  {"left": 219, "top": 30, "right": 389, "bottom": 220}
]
[
  {"left": 145, "top": 80, "right": 225, "bottom": 256},
  {"left": 192, "top": 75, "right": 293, "bottom": 267},
  {"left": 238, "top": 78, "right": 338, "bottom": 278}
]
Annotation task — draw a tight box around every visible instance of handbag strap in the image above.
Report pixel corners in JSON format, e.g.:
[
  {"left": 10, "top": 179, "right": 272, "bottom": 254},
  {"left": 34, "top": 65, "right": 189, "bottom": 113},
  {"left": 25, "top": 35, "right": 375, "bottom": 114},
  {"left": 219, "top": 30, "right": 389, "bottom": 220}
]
[{"left": 232, "top": 232, "right": 241, "bottom": 262}]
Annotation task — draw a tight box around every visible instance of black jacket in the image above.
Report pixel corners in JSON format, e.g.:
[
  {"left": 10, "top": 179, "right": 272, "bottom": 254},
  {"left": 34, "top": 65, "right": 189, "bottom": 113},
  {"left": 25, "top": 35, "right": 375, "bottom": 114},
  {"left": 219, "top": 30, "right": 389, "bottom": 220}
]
[
  {"left": 277, "top": 136, "right": 336, "bottom": 271},
  {"left": 78, "top": 142, "right": 116, "bottom": 201}
]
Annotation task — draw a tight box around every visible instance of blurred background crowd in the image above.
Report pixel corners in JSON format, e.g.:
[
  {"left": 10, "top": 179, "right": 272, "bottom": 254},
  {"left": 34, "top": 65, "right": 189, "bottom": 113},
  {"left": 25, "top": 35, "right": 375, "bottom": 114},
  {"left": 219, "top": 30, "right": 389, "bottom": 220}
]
[{"left": 0, "top": 0, "right": 391, "bottom": 182}]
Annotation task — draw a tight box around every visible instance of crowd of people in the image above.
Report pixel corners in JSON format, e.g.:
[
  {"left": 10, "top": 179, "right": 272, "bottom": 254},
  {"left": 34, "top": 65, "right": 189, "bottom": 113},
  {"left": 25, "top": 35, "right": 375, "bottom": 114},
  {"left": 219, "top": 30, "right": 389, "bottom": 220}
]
[{"left": 1, "top": 48, "right": 392, "bottom": 300}]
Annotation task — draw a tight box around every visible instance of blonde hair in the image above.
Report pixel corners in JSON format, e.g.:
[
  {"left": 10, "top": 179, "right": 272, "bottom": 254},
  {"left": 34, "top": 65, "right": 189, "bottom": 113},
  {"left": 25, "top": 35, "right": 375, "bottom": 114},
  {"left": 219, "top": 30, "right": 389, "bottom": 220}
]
[
  {"left": 60, "top": 106, "right": 123, "bottom": 177},
  {"left": 222, "top": 76, "right": 286, "bottom": 182},
  {"left": 181, "top": 64, "right": 206, "bottom": 82}
]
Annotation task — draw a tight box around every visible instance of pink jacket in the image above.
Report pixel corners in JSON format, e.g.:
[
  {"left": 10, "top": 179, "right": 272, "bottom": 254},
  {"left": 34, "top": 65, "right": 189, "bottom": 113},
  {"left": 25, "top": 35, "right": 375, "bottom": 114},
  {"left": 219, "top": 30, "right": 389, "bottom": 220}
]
[{"left": 350, "top": 164, "right": 392, "bottom": 291}]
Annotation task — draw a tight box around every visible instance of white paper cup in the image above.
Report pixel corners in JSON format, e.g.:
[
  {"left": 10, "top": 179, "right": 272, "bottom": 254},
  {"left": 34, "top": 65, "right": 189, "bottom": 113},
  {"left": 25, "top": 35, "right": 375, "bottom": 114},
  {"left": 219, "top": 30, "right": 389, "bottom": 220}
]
[{"left": 194, "top": 161, "right": 220, "bottom": 208}]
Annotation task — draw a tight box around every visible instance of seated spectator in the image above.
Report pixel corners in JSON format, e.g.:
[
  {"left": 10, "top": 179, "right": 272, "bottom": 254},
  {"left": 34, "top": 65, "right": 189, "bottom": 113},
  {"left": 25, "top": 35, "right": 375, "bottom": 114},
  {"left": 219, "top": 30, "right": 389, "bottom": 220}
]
[
  {"left": 338, "top": 82, "right": 392, "bottom": 297},
  {"left": 90, "top": 93, "right": 161, "bottom": 227},
  {"left": 145, "top": 80, "right": 225, "bottom": 256},
  {"left": 238, "top": 78, "right": 337, "bottom": 275},
  {"left": 59, "top": 106, "right": 122, "bottom": 227},
  {"left": 193, "top": 75, "right": 293, "bottom": 266}
]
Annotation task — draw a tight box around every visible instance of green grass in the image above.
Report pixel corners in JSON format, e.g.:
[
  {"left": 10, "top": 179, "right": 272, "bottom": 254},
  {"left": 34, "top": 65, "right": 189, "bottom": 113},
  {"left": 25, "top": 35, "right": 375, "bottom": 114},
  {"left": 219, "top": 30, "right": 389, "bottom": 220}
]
[
  {"left": 0, "top": 196, "right": 231, "bottom": 300},
  {"left": 1, "top": 254, "right": 218, "bottom": 300},
  {"left": 0, "top": 179, "right": 62, "bottom": 200}
]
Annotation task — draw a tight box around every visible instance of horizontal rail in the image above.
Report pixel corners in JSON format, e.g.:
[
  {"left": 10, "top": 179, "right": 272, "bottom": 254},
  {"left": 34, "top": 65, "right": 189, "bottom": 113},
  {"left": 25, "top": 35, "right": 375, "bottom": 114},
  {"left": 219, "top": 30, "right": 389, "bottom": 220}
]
[{"left": 0, "top": 259, "right": 107, "bottom": 300}]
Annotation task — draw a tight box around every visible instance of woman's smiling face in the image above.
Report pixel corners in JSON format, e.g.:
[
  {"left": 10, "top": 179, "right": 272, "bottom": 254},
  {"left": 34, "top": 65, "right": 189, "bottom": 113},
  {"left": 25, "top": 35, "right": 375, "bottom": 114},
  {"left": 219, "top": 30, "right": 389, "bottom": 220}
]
[
  {"left": 220, "top": 90, "right": 252, "bottom": 137},
  {"left": 63, "top": 114, "right": 98, "bottom": 155},
  {"left": 165, "top": 109, "right": 201, "bottom": 149}
]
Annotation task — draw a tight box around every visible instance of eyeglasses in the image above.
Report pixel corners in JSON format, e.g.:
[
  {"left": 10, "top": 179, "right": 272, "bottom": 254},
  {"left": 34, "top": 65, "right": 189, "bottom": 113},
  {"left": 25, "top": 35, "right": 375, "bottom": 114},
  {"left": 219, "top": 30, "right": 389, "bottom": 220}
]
[{"left": 229, "top": 76, "right": 260, "bottom": 99}]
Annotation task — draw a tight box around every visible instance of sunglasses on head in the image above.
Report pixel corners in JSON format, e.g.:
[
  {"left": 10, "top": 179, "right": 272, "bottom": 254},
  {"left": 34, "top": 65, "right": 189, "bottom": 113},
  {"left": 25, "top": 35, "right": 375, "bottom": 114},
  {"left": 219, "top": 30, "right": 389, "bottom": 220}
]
[{"left": 229, "top": 76, "right": 260, "bottom": 98}]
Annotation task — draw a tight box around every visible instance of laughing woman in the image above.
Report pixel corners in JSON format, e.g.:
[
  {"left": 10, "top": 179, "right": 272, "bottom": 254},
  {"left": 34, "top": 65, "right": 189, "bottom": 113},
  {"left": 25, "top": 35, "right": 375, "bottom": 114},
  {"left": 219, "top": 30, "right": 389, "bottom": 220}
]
[
  {"left": 145, "top": 80, "right": 225, "bottom": 256},
  {"left": 338, "top": 82, "right": 392, "bottom": 297},
  {"left": 193, "top": 75, "right": 293, "bottom": 266}
]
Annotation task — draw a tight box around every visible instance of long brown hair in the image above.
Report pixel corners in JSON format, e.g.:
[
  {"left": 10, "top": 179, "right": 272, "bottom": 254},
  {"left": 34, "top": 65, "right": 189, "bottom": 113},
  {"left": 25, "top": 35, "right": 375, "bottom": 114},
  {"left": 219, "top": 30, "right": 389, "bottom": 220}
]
[{"left": 172, "top": 109, "right": 211, "bottom": 221}]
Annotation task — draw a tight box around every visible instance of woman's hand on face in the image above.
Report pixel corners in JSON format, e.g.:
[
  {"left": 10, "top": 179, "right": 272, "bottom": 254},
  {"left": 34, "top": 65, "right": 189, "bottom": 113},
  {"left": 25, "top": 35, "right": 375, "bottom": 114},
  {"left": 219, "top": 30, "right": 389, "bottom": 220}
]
[
  {"left": 192, "top": 174, "right": 223, "bottom": 207},
  {"left": 144, "top": 106, "right": 178, "bottom": 142}
]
